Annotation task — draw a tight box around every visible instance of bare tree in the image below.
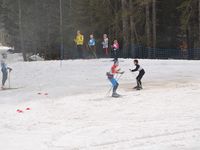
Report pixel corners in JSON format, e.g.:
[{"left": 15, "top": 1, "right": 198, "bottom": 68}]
[
  {"left": 129, "top": 0, "right": 139, "bottom": 58},
  {"left": 121, "top": 0, "right": 129, "bottom": 57},
  {"left": 59, "top": 0, "right": 64, "bottom": 61},
  {"left": 199, "top": 0, "right": 200, "bottom": 46},
  {"left": 145, "top": 1, "right": 151, "bottom": 58},
  {"left": 152, "top": 0, "right": 156, "bottom": 58},
  {"left": 18, "top": 0, "right": 26, "bottom": 61}
]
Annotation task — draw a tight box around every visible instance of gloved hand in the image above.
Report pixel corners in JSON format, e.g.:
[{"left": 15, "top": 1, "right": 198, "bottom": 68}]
[{"left": 8, "top": 68, "right": 12, "bottom": 72}]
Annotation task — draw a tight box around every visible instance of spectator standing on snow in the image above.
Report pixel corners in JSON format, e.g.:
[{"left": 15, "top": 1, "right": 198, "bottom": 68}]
[
  {"left": 74, "top": 30, "right": 84, "bottom": 59},
  {"left": 88, "top": 34, "right": 97, "bottom": 58},
  {"left": 130, "top": 59, "right": 145, "bottom": 90},
  {"left": 102, "top": 34, "right": 109, "bottom": 57},
  {"left": 111, "top": 40, "right": 119, "bottom": 61},
  {"left": 106, "top": 60, "right": 124, "bottom": 98},
  {"left": 1, "top": 53, "right": 12, "bottom": 89}
]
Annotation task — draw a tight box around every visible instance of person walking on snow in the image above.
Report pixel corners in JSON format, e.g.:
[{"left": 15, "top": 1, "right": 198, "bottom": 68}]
[
  {"left": 102, "top": 34, "right": 109, "bottom": 57},
  {"left": 107, "top": 60, "right": 124, "bottom": 97},
  {"left": 88, "top": 34, "right": 97, "bottom": 58},
  {"left": 1, "top": 53, "right": 12, "bottom": 89},
  {"left": 74, "top": 30, "right": 84, "bottom": 59},
  {"left": 130, "top": 59, "right": 145, "bottom": 90},
  {"left": 111, "top": 40, "right": 119, "bottom": 61}
]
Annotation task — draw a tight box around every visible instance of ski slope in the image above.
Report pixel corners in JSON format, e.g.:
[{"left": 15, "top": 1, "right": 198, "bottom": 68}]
[{"left": 0, "top": 53, "right": 200, "bottom": 150}]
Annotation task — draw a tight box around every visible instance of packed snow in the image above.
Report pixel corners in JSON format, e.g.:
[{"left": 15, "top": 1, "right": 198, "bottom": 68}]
[{"left": 0, "top": 53, "right": 200, "bottom": 150}]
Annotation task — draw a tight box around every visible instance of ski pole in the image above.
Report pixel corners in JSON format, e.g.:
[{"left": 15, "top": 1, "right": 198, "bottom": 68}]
[{"left": 8, "top": 71, "right": 11, "bottom": 89}]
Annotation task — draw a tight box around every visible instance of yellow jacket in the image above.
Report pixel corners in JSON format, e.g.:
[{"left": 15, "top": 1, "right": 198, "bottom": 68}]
[{"left": 74, "top": 34, "right": 84, "bottom": 45}]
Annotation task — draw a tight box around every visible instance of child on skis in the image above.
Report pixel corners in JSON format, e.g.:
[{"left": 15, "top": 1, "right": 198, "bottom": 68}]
[
  {"left": 111, "top": 40, "right": 119, "bottom": 61},
  {"left": 107, "top": 60, "right": 124, "bottom": 97},
  {"left": 1, "top": 53, "right": 12, "bottom": 89},
  {"left": 130, "top": 59, "right": 145, "bottom": 90},
  {"left": 88, "top": 34, "right": 97, "bottom": 58},
  {"left": 102, "top": 34, "right": 109, "bottom": 57}
]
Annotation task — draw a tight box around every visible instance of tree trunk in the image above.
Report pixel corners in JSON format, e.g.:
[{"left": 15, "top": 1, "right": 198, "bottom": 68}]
[
  {"left": 199, "top": 0, "right": 200, "bottom": 47},
  {"left": 145, "top": 1, "right": 151, "bottom": 58},
  {"left": 129, "top": 0, "right": 135, "bottom": 43},
  {"left": 152, "top": 0, "right": 156, "bottom": 58},
  {"left": 121, "top": 0, "right": 129, "bottom": 58},
  {"left": 18, "top": 0, "right": 26, "bottom": 61},
  {"left": 59, "top": 0, "right": 64, "bottom": 60},
  {"left": 45, "top": 2, "right": 50, "bottom": 59},
  {"left": 129, "top": 0, "right": 138, "bottom": 58},
  {"left": 34, "top": 0, "right": 39, "bottom": 54},
  {"left": 114, "top": 1, "right": 119, "bottom": 38}
]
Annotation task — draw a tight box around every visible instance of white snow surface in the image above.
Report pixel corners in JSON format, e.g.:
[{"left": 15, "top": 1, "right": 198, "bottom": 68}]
[
  {"left": 0, "top": 54, "right": 200, "bottom": 150},
  {"left": 0, "top": 46, "right": 12, "bottom": 53},
  {"left": 29, "top": 54, "right": 44, "bottom": 61}
]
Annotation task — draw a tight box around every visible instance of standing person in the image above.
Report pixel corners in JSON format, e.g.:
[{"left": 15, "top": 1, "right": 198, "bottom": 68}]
[
  {"left": 106, "top": 60, "right": 124, "bottom": 98},
  {"left": 111, "top": 40, "right": 119, "bottom": 61},
  {"left": 1, "top": 53, "right": 12, "bottom": 89},
  {"left": 102, "top": 34, "right": 109, "bottom": 57},
  {"left": 74, "top": 30, "right": 84, "bottom": 59},
  {"left": 88, "top": 34, "right": 97, "bottom": 58},
  {"left": 129, "top": 59, "right": 145, "bottom": 90}
]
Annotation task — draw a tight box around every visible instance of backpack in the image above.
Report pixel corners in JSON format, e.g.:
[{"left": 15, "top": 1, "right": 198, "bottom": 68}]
[{"left": 106, "top": 72, "right": 113, "bottom": 79}]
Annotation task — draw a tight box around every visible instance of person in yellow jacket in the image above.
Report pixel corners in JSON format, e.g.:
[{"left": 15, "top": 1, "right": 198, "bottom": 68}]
[{"left": 74, "top": 30, "right": 84, "bottom": 58}]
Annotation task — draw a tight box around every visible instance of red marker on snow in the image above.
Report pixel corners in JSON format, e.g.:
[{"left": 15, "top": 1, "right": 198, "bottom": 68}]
[
  {"left": 17, "top": 109, "right": 23, "bottom": 113},
  {"left": 44, "top": 93, "right": 48, "bottom": 96},
  {"left": 26, "top": 108, "right": 30, "bottom": 110}
]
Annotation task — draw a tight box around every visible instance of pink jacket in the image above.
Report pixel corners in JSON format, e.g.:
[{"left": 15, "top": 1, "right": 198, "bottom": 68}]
[{"left": 112, "top": 43, "right": 119, "bottom": 50}]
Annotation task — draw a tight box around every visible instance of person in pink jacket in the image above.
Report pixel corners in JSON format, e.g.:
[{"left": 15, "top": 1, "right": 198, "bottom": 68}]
[{"left": 111, "top": 40, "right": 119, "bottom": 61}]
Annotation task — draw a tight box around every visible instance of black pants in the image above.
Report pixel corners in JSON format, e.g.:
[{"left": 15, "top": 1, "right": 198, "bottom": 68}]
[
  {"left": 77, "top": 45, "right": 83, "bottom": 58},
  {"left": 136, "top": 69, "right": 145, "bottom": 87},
  {"left": 113, "top": 49, "right": 119, "bottom": 61},
  {"left": 89, "top": 46, "right": 97, "bottom": 58}
]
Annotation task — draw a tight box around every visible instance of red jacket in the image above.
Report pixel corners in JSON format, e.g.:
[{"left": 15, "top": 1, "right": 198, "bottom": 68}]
[{"left": 111, "top": 64, "right": 119, "bottom": 74}]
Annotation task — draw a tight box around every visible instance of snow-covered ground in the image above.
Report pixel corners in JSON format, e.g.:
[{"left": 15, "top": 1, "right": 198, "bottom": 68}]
[
  {"left": 0, "top": 53, "right": 200, "bottom": 150},
  {"left": 0, "top": 46, "right": 13, "bottom": 54}
]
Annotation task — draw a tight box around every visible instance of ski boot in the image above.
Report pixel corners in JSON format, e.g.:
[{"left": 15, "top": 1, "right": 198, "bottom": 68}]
[
  {"left": 112, "top": 84, "right": 120, "bottom": 98},
  {"left": 133, "top": 86, "right": 139, "bottom": 89},
  {"left": 112, "top": 92, "right": 120, "bottom": 98},
  {"left": 136, "top": 86, "right": 143, "bottom": 90}
]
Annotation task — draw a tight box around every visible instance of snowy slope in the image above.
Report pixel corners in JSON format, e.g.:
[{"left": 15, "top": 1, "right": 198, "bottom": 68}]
[{"left": 0, "top": 56, "right": 200, "bottom": 150}]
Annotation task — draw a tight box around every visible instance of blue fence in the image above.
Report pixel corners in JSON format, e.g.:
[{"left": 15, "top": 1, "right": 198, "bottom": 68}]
[{"left": 131, "top": 45, "right": 200, "bottom": 60}]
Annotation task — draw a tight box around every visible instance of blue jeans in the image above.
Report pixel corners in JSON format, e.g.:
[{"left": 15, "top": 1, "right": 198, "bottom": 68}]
[
  {"left": 109, "top": 78, "right": 119, "bottom": 94},
  {"left": 1, "top": 69, "right": 8, "bottom": 86},
  {"left": 109, "top": 78, "right": 118, "bottom": 87}
]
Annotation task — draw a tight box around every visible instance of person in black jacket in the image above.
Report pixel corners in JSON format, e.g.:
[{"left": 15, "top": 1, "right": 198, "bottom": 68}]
[{"left": 130, "top": 59, "right": 145, "bottom": 90}]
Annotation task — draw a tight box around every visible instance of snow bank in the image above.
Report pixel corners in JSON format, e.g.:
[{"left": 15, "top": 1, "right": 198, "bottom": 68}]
[
  {"left": 0, "top": 46, "right": 13, "bottom": 53},
  {"left": 29, "top": 54, "right": 44, "bottom": 61}
]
